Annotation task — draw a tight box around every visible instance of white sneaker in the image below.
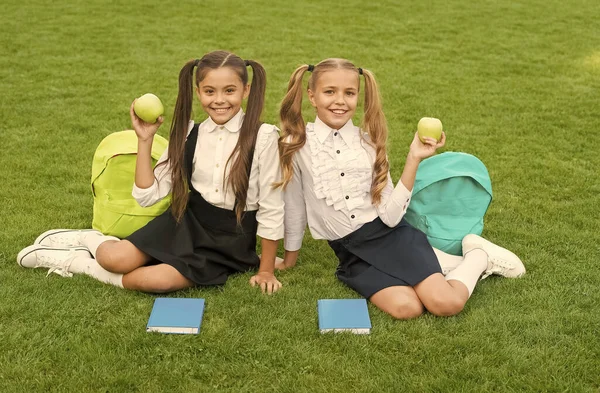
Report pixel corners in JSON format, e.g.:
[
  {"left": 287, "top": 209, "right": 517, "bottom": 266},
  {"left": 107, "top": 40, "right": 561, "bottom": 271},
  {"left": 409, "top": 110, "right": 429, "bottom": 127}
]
[
  {"left": 17, "top": 245, "right": 92, "bottom": 277},
  {"left": 462, "top": 234, "right": 526, "bottom": 279},
  {"left": 34, "top": 229, "right": 101, "bottom": 247}
]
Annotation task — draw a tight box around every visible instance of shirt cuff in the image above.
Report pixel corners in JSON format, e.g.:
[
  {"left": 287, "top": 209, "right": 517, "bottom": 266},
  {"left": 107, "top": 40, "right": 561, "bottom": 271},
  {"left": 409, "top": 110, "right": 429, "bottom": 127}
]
[
  {"left": 391, "top": 181, "right": 413, "bottom": 213},
  {"left": 257, "top": 223, "right": 284, "bottom": 241},
  {"left": 284, "top": 233, "right": 304, "bottom": 252},
  {"left": 131, "top": 181, "right": 159, "bottom": 207}
]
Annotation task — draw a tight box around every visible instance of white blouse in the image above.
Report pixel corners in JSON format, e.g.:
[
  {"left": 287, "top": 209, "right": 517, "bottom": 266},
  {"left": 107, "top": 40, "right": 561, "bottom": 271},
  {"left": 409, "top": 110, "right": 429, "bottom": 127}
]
[
  {"left": 132, "top": 110, "right": 284, "bottom": 241},
  {"left": 284, "top": 117, "right": 413, "bottom": 251}
]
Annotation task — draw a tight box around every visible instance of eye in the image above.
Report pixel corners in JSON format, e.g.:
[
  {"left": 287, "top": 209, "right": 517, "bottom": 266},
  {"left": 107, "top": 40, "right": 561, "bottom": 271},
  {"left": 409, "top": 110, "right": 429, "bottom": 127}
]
[
  {"left": 204, "top": 89, "right": 214, "bottom": 94},
  {"left": 226, "top": 88, "right": 235, "bottom": 93},
  {"left": 346, "top": 91, "right": 356, "bottom": 96},
  {"left": 324, "top": 90, "right": 334, "bottom": 95}
]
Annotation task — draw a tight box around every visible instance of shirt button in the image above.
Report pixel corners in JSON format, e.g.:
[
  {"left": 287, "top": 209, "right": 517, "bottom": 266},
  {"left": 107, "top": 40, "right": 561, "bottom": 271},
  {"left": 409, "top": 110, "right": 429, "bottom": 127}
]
[
  {"left": 340, "top": 172, "right": 345, "bottom": 177},
  {"left": 215, "top": 189, "right": 219, "bottom": 193},
  {"left": 216, "top": 163, "right": 219, "bottom": 168},
  {"left": 219, "top": 137, "right": 223, "bottom": 141},
  {"left": 351, "top": 214, "right": 355, "bottom": 219},
  {"left": 219, "top": 126, "right": 224, "bottom": 130},
  {"left": 345, "top": 195, "right": 349, "bottom": 200},
  {"left": 336, "top": 150, "right": 340, "bottom": 154},
  {"left": 334, "top": 132, "right": 338, "bottom": 136}
]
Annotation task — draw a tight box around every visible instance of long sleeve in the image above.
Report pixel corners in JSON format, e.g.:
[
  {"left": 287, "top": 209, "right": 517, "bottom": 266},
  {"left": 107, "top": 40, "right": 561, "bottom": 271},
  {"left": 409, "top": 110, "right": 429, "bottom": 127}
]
[
  {"left": 283, "top": 157, "right": 308, "bottom": 251},
  {"left": 376, "top": 172, "right": 413, "bottom": 227},
  {"left": 131, "top": 144, "right": 172, "bottom": 207},
  {"left": 255, "top": 125, "right": 285, "bottom": 240}
]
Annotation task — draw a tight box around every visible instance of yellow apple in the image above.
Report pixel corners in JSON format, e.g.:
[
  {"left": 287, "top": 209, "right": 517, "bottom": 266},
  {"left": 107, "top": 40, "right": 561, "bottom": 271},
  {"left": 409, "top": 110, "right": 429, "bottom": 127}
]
[
  {"left": 417, "top": 117, "right": 443, "bottom": 143},
  {"left": 133, "top": 93, "right": 164, "bottom": 123}
]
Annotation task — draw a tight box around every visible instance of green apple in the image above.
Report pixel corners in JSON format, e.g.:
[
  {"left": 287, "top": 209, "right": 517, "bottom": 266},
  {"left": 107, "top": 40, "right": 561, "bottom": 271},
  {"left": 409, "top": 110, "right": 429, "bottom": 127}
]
[
  {"left": 133, "top": 93, "right": 164, "bottom": 123},
  {"left": 417, "top": 117, "right": 443, "bottom": 143}
]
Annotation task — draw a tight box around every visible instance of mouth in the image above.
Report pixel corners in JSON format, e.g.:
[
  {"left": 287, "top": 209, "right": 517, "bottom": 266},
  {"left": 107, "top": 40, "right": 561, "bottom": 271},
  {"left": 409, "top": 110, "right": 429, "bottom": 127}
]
[
  {"left": 329, "top": 109, "right": 348, "bottom": 115},
  {"left": 211, "top": 107, "right": 231, "bottom": 114}
]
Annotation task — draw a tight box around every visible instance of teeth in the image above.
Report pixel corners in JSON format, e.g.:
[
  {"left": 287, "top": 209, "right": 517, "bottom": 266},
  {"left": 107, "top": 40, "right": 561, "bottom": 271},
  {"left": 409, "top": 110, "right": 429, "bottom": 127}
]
[
  {"left": 214, "top": 108, "right": 229, "bottom": 113},
  {"left": 332, "top": 110, "right": 346, "bottom": 114}
]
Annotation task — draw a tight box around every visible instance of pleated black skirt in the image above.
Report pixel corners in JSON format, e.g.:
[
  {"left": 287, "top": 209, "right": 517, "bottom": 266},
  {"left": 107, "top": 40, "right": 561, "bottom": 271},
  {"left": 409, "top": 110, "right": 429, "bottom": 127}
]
[
  {"left": 126, "top": 191, "right": 259, "bottom": 286},
  {"left": 328, "top": 217, "right": 442, "bottom": 298}
]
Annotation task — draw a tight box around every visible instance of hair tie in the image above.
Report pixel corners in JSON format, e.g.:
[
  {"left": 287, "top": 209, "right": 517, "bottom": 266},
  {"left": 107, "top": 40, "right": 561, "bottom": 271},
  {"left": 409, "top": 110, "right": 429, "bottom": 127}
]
[
  {"left": 194, "top": 59, "right": 200, "bottom": 67},
  {"left": 358, "top": 68, "right": 363, "bottom": 75},
  {"left": 307, "top": 64, "right": 314, "bottom": 72},
  {"left": 244, "top": 60, "right": 250, "bottom": 67}
]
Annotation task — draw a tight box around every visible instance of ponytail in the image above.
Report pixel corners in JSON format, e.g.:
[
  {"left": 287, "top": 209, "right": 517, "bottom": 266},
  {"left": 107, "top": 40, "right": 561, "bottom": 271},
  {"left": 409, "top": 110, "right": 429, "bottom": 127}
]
[
  {"left": 164, "top": 58, "right": 199, "bottom": 222},
  {"left": 360, "top": 68, "right": 389, "bottom": 205},
  {"left": 225, "top": 59, "right": 266, "bottom": 223},
  {"left": 276, "top": 64, "right": 310, "bottom": 189}
]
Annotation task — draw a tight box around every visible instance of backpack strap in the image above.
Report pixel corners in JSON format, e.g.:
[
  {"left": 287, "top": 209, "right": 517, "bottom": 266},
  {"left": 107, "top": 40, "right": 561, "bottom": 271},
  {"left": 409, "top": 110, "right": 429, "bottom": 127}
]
[
  {"left": 233, "top": 141, "right": 256, "bottom": 212},
  {"left": 184, "top": 123, "right": 201, "bottom": 187}
]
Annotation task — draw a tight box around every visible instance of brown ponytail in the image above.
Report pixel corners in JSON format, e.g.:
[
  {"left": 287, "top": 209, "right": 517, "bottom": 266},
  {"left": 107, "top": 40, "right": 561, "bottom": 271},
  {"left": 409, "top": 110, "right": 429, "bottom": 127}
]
[
  {"left": 162, "top": 58, "right": 199, "bottom": 223},
  {"left": 224, "top": 59, "right": 266, "bottom": 222},
  {"left": 360, "top": 68, "right": 389, "bottom": 205},
  {"left": 276, "top": 64, "right": 310, "bottom": 189}
]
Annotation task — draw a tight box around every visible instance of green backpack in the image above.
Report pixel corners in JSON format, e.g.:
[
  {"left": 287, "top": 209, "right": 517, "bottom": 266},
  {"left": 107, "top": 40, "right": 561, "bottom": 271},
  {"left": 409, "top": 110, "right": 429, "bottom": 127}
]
[
  {"left": 91, "top": 130, "right": 171, "bottom": 238},
  {"left": 404, "top": 152, "right": 493, "bottom": 256}
]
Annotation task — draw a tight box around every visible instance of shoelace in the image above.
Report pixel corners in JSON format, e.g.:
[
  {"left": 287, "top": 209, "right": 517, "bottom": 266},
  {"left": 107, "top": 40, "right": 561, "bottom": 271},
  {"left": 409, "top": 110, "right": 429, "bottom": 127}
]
[
  {"left": 49, "top": 234, "right": 81, "bottom": 248},
  {"left": 37, "top": 252, "right": 75, "bottom": 278},
  {"left": 481, "top": 257, "right": 514, "bottom": 280}
]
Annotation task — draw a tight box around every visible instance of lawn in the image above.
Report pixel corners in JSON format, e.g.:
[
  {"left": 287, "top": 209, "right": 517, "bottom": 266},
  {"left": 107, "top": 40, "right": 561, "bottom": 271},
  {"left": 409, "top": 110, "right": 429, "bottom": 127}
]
[{"left": 1, "top": 0, "right": 599, "bottom": 392}]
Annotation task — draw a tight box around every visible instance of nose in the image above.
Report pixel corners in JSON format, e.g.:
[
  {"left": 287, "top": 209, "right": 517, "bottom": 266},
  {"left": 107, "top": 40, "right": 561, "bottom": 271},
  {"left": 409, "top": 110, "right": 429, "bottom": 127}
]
[
  {"left": 215, "top": 92, "right": 225, "bottom": 104},
  {"left": 334, "top": 92, "right": 345, "bottom": 105}
]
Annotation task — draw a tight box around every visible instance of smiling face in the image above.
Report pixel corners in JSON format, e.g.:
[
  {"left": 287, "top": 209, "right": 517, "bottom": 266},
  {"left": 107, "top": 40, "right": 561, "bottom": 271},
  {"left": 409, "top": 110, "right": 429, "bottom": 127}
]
[
  {"left": 196, "top": 67, "right": 250, "bottom": 125},
  {"left": 308, "top": 68, "right": 359, "bottom": 130}
]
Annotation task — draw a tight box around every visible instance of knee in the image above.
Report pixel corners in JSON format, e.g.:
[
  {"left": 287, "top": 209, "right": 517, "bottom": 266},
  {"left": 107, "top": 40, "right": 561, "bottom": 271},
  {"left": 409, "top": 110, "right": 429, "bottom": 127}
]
[
  {"left": 96, "top": 243, "right": 131, "bottom": 274},
  {"left": 426, "top": 294, "right": 465, "bottom": 317},
  {"left": 385, "top": 298, "right": 424, "bottom": 320}
]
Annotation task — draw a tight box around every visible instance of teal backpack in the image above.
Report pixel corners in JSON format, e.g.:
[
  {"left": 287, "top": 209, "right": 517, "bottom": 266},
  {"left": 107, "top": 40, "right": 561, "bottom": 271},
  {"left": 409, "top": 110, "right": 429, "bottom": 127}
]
[
  {"left": 91, "top": 130, "right": 171, "bottom": 238},
  {"left": 404, "top": 152, "right": 493, "bottom": 256}
]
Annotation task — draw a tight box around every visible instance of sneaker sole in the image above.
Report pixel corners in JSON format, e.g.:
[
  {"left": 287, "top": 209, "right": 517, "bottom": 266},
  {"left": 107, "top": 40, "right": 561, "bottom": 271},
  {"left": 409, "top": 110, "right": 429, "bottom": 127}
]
[
  {"left": 17, "top": 245, "right": 90, "bottom": 267},
  {"left": 34, "top": 229, "right": 99, "bottom": 246}
]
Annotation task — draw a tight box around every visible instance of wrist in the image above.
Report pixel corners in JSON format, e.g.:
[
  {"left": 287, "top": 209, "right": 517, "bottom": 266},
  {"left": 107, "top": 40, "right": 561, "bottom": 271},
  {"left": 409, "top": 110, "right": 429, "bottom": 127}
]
[{"left": 406, "top": 151, "right": 422, "bottom": 164}]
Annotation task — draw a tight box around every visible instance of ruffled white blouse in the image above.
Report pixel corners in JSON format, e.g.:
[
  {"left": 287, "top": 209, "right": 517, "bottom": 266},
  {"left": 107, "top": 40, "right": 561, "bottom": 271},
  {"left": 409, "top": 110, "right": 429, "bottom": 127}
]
[
  {"left": 284, "top": 117, "right": 413, "bottom": 251},
  {"left": 132, "top": 110, "right": 284, "bottom": 241}
]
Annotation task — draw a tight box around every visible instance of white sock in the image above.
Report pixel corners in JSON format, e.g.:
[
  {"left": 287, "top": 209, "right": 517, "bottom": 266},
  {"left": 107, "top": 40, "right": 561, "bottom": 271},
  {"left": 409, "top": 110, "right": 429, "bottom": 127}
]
[
  {"left": 433, "top": 248, "right": 465, "bottom": 275},
  {"left": 81, "top": 232, "right": 119, "bottom": 259},
  {"left": 69, "top": 256, "right": 124, "bottom": 288},
  {"left": 444, "top": 249, "right": 488, "bottom": 297}
]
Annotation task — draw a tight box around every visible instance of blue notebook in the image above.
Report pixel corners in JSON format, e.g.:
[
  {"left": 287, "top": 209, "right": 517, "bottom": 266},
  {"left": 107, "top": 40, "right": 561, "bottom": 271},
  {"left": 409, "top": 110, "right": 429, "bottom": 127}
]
[
  {"left": 317, "top": 299, "right": 372, "bottom": 334},
  {"left": 146, "top": 298, "right": 205, "bottom": 334}
]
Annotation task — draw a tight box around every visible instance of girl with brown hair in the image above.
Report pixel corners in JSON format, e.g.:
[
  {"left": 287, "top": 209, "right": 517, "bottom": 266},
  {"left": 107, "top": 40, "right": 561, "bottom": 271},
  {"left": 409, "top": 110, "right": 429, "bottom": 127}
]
[
  {"left": 277, "top": 58, "right": 525, "bottom": 318},
  {"left": 18, "top": 51, "right": 284, "bottom": 294}
]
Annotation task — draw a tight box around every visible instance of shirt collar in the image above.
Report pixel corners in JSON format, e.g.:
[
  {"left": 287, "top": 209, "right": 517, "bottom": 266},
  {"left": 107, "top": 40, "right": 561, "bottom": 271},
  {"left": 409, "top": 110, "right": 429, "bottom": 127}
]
[
  {"left": 205, "top": 109, "right": 244, "bottom": 133},
  {"left": 314, "top": 116, "right": 356, "bottom": 145}
]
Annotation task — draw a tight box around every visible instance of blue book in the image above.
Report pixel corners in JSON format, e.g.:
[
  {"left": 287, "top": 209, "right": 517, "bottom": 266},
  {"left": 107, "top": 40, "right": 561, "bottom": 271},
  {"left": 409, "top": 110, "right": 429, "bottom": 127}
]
[
  {"left": 146, "top": 298, "right": 205, "bottom": 334},
  {"left": 317, "top": 299, "right": 372, "bottom": 334}
]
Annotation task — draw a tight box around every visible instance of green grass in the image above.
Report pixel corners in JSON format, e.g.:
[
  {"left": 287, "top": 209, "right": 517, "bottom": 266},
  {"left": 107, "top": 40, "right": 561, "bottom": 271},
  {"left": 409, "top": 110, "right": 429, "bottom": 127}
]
[{"left": 1, "top": 0, "right": 600, "bottom": 391}]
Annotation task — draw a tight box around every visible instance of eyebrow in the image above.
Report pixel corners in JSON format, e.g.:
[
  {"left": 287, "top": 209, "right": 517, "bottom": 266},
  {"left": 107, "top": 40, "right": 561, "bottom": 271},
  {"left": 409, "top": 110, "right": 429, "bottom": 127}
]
[
  {"left": 202, "top": 84, "right": 238, "bottom": 89},
  {"left": 322, "top": 85, "right": 358, "bottom": 91}
]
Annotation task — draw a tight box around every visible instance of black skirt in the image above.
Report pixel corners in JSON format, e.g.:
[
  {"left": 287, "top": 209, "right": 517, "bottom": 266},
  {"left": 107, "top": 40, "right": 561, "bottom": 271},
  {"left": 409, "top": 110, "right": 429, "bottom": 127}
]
[
  {"left": 125, "top": 122, "right": 259, "bottom": 286},
  {"left": 126, "top": 192, "right": 259, "bottom": 286},
  {"left": 328, "top": 217, "right": 442, "bottom": 299}
]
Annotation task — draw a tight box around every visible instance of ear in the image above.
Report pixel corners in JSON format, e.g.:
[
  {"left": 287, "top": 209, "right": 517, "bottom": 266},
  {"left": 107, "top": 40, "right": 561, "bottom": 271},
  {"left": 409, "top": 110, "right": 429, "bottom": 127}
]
[
  {"left": 243, "top": 83, "right": 250, "bottom": 99},
  {"left": 307, "top": 88, "right": 317, "bottom": 108}
]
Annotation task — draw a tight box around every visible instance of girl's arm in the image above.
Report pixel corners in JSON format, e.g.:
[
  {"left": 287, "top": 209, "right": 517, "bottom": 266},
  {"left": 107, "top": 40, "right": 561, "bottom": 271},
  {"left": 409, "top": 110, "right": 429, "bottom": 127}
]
[
  {"left": 278, "top": 153, "right": 308, "bottom": 270},
  {"left": 249, "top": 126, "right": 285, "bottom": 294},
  {"left": 377, "top": 131, "right": 446, "bottom": 227}
]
